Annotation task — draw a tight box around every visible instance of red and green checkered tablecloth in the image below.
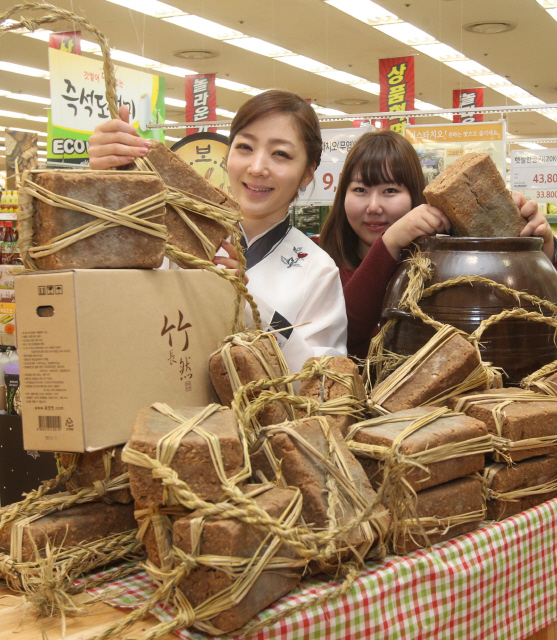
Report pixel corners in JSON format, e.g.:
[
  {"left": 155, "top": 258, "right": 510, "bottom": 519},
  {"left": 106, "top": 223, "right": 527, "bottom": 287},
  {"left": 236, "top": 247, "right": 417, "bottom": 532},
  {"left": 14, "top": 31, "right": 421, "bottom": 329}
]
[{"left": 87, "top": 497, "right": 557, "bottom": 640}]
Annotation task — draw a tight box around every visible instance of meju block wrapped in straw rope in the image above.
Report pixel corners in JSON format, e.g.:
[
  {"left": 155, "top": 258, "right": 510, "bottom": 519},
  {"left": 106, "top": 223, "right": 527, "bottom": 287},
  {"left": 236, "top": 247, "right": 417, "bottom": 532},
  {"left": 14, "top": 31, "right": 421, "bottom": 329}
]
[
  {"left": 424, "top": 152, "right": 526, "bottom": 237},
  {"left": 125, "top": 404, "right": 247, "bottom": 508},
  {"left": 138, "top": 141, "right": 241, "bottom": 262},
  {"left": 369, "top": 325, "right": 487, "bottom": 415},
  {"left": 299, "top": 356, "right": 367, "bottom": 437},
  {"left": 484, "top": 455, "right": 557, "bottom": 520},
  {"left": 0, "top": 498, "right": 136, "bottom": 562},
  {"left": 173, "top": 485, "right": 303, "bottom": 635},
  {"left": 392, "top": 476, "right": 484, "bottom": 554},
  {"left": 346, "top": 406, "right": 490, "bottom": 493},
  {"left": 259, "top": 416, "right": 390, "bottom": 569},
  {"left": 18, "top": 170, "right": 167, "bottom": 270},
  {"left": 210, "top": 332, "right": 295, "bottom": 429},
  {"left": 59, "top": 446, "right": 132, "bottom": 504},
  {"left": 448, "top": 388, "right": 557, "bottom": 463}
]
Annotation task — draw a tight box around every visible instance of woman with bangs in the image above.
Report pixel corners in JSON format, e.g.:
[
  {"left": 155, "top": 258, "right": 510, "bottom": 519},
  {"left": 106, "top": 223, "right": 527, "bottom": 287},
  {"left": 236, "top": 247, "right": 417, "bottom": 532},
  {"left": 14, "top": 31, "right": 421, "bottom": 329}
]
[{"left": 319, "top": 130, "right": 554, "bottom": 360}]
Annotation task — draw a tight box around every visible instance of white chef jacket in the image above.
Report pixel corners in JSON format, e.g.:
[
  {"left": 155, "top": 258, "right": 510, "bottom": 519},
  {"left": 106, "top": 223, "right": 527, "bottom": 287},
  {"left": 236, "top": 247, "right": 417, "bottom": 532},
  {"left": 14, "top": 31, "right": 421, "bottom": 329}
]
[{"left": 233, "top": 215, "right": 348, "bottom": 374}]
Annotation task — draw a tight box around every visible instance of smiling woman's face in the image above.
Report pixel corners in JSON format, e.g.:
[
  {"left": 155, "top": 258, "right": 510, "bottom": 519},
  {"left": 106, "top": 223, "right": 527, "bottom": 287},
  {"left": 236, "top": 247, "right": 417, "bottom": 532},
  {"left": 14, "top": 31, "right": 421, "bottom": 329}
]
[{"left": 227, "top": 112, "right": 313, "bottom": 228}]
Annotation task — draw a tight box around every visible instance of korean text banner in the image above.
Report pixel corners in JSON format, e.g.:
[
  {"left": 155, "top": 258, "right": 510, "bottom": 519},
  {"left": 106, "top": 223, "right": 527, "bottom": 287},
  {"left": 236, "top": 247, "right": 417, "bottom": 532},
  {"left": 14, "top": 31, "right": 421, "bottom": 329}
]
[
  {"left": 453, "top": 88, "right": 483, "bottom": 123},
  {"left": 48, "top": 48, "right": 165, "bottom": 165},
  {"left": 379, "top": 56, "right": 414, "bottom": 134},
  {"left": 404, "top": 121, "right": 505, "bottom": 185},
  {"left": 297, "top": 127, "right": 370, "bottom": 205},
  {"left": 185, "top": 74, "right": 217, "bottom": 136}
]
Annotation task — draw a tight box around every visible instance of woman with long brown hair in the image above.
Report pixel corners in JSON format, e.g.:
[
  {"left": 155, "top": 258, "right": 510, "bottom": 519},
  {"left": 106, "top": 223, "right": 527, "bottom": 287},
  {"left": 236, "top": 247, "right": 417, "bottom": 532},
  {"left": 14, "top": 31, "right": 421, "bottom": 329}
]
[{"left": 319, "top": 130, "right": 553, "bottom": 359}]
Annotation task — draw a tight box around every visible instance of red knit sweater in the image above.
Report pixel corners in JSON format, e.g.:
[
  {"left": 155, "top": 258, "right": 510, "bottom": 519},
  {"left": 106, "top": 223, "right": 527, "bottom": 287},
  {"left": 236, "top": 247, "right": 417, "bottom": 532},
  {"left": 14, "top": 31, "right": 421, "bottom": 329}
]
[{"left": 311, "top": 235, "right": 399, "bottom": 360}]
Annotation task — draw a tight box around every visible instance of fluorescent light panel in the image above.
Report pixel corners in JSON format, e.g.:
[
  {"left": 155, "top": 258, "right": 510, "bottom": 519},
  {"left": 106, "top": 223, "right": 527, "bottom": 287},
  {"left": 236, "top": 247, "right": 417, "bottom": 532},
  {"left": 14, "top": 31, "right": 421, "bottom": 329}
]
[
  {"left": 224, "top": 37, "right": 291, "bottom": 57},
  {"left": 324, "top": 0, "right": 399, "bottom": 25},
  {"left": 163, "top": 15, "right": 243, "bottom": 40},
  {"left": 1, "top": 61, "right": 49, "bottom": 79},
  {"left": 106, "top": 0, "right": 184, "bottom": 18}
]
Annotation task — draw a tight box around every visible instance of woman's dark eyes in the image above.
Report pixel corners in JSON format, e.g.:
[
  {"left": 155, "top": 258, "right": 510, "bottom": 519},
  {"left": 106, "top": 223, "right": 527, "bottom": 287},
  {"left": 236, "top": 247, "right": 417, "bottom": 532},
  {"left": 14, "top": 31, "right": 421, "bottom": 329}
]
[
  {"left": 274, "top": 150, "right": 291, "bottom": 159},
  {"left": 235, "top": 143, "right": 251, "bottom": 150}
]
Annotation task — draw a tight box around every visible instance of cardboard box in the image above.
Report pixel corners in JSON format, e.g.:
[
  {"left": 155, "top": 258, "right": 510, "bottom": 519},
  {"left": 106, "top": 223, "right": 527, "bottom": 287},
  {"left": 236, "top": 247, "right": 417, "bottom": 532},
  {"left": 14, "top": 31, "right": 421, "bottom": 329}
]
[{"left": 15, "top": 269, "right": 237, "bottom": 452}]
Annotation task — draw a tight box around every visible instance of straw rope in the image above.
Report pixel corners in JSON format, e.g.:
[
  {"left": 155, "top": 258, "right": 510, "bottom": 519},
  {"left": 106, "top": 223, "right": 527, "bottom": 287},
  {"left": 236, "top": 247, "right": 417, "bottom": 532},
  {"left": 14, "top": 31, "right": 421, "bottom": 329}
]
[{"left": 521, "top": 360, "right": 557, "bottom": 396}]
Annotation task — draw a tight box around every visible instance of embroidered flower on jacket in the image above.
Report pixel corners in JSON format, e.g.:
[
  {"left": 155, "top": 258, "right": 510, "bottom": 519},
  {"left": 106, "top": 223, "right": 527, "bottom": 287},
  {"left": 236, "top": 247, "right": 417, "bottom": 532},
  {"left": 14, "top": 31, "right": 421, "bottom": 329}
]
[{"left": 281, "top": 246, "right": 307, "bottom": 268}]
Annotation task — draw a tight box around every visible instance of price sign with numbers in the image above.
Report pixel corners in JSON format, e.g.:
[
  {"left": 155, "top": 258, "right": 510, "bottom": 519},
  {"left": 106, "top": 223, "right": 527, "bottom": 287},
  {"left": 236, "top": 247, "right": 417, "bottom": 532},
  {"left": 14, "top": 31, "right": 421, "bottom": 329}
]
[
  {"left": 297, "top": 127, "right": 370, "bottom": 205},
  {"left": 511, "top": 149, "right": 557, "bottom": 202}
]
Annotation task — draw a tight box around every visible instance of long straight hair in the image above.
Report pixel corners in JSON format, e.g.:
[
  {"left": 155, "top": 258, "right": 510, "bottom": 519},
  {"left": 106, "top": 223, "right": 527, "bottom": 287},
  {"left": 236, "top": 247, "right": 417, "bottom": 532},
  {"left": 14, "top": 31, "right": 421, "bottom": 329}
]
[{"left": 320, "top": 130, "right": 426, "bottom": 271}]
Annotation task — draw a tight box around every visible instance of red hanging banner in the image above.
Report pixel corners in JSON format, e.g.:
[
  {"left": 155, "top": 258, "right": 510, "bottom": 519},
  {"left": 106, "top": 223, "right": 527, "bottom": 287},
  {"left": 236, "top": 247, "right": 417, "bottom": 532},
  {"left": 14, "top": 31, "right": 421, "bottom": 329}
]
[
  {"left": 49, "top": 31, "right": 81, "bottom": 55},
  {"left": 453, "top": 88, "right": 484, "bottom": 123},
  {"left": 185, "top": 73, "right": 217, "bottom": 136},
  {"left": 379, "top": 56, "right": 415, "bottom": 134}
]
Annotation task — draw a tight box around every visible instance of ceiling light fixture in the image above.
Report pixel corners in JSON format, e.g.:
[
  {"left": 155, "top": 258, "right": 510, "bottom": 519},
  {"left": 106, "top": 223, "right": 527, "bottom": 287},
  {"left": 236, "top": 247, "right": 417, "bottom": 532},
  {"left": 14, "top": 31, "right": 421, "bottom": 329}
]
[
  {"left": 173, "top": 49, "right": 219, "bottom": 60},
  {"left": 464, "top": 22, "right": 517, "bottom": 34},
  {"left": 335, "top": 98, "right": 370, "bottom": 106}
]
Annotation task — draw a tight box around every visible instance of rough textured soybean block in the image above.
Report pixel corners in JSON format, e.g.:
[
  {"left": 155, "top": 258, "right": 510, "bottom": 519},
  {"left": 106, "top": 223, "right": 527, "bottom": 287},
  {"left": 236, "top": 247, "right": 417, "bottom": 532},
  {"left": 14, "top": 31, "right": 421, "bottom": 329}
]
[
  {"left": 267, "top": 418, "right": 389, "bottom": 550},
  {"left": 424, "top": 152, "right": 526, "bottom": 238},
  {"left": 485, "top": 456, "right": 557, "bottom": 520},
  {"left": 0, "top": 500, "right": 136, "bottom": 561},
  {"left": 210, "top": 336, "right": 291, "bottom": 427},
  {"left": 372, "top": 333, "right": 481, "bottom": 413},
  {"left": 173, "top": 487, "right": 302, "bottom": 634},
  {"left": 448, "top": 389, "right": 557, "bottom": 462},
  {"left": 127, "top": 406, "right": 244, "bottom": 507},
  {"left": 146, "top": 141, "right": 238, "bottom": 260},
  {"left": 353, "top": 407, "right": 488, "bottom": 492},
  {"left": 393, "top": 476, "right": 484, "bottom": 554},
  {"left": 32, "top": 171, "right": 166, "bottom": 270},
  {"left": 59, "top": 447, "right": 132, "bottom": 504},
  {"left": 299, "top": 357, "right": 366, "bottom": 437}
]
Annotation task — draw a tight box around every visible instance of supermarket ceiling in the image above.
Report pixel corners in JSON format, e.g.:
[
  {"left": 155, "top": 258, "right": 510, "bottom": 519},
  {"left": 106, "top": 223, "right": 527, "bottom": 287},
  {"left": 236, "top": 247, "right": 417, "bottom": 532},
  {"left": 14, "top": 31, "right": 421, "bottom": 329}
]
[{"left": 1, "top": 0, "right": 557, "bottom": 172}]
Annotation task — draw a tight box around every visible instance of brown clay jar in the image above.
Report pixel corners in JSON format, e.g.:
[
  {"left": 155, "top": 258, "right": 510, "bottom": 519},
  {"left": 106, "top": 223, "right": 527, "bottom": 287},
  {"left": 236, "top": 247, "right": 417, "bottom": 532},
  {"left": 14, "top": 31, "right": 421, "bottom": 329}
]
[{"left": 381, "top": 236, "right": 557, "bottom": 384}]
